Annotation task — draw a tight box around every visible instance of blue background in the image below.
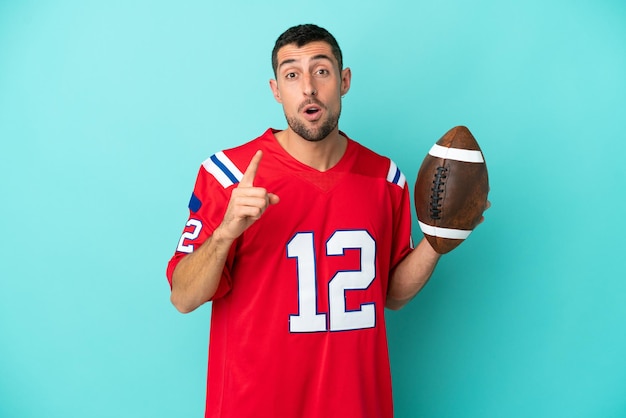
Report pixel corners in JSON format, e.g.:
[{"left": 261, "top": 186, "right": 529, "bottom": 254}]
[{"left": 1, "top": 1, "right": 625, "bottom": 417}]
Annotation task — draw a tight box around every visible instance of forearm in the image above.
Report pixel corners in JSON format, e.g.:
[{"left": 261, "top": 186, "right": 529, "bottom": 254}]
[
  {"left": 170, "top": 227, "right": 234, "bottom": 313},
  {"left": 386, "top": 238, "right": 441, "bottom": 310}
]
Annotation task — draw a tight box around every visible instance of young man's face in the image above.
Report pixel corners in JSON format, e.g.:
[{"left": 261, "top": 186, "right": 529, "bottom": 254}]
[{"left": 270, "top": 41, "right": 351, "bottom": 142}]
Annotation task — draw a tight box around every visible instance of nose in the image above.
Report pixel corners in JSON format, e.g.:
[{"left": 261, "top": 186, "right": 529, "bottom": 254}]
[{"left": 303, "top": 74, "right": 317, "bottom": 96}]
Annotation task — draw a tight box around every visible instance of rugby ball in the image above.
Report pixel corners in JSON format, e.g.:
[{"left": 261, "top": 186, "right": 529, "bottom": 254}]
[{"left": 414, "top": 126, "right": 489, "bottom": 254}]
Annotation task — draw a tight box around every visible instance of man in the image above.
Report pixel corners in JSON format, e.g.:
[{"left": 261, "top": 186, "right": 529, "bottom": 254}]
[{"left": 167, "top": 24, "right": 442, "bottom": 418}]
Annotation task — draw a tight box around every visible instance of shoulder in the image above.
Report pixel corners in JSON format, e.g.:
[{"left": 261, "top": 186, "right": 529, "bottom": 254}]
[
  {"left": 199, "top": 129, "right": 274, "bottom": 188},
  {"left": 347, "top": 138, "right": 407, "bottom": 189}
]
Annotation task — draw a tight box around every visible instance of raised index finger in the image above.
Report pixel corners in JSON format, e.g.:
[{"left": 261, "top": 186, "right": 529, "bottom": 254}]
[{"left": 239, "top": 150, "right": 263, "bottom": 187}]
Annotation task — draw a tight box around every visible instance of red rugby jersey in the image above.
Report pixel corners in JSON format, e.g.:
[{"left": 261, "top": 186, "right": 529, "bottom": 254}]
[{"left": 167, "top": 128, "right": 413, "bottom": 418}]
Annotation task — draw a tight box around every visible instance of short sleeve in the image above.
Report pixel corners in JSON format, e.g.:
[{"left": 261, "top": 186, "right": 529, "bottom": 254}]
[
  {"left": 389, "top": 162, "right": 414, "bottom": 270},
  {"left": 165, "top": 163, "right": 236, "bottom": 300}
]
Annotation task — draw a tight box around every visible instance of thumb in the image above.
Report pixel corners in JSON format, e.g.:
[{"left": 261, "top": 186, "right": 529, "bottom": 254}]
[{"left": 268, "top": 192, "right": 280, "bottom": 205}]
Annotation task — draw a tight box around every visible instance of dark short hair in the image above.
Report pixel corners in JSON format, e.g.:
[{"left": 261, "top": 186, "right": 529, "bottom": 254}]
[{"left": 271, "top": 24, "right": 343, "bottom": 77}]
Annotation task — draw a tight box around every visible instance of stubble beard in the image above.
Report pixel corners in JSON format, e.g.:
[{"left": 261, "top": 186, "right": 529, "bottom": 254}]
[{"left": 286, "top": 104, "right": 342, "bottom": 143}]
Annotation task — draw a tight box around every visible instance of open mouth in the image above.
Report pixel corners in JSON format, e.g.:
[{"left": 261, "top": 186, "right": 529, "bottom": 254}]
[{"left": 301, "top": 102, "right": 324, "bottom": 121}]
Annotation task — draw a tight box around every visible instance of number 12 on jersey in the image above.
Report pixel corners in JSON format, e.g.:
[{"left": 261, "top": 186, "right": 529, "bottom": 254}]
[{"left": 287, "top": 230, "right": 377, "bottom": 333}]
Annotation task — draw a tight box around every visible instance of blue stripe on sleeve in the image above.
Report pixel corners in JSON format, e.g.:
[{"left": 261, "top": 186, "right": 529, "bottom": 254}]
[
  {"left": 210, "top": 154, "right": 240, "bottom": 185},
  {"left": 188, "top": 192, "right": 202, "bottom": 213}
]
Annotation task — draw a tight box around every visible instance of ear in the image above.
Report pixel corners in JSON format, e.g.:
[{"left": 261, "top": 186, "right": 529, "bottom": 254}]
[
  {"left": 340, "top": 67, "right": 352, "bottom": 96},
  {"left": 269, "top": 79, "right": 282, "bottom": 103}
]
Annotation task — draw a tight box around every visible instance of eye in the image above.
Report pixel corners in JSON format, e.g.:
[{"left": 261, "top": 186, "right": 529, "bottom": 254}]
[
  {"left": 315, "top": 68, "right": 330, "bottom": 76},
  {"left": 285, "top": 72, "right": 297, "bottom": 79}
]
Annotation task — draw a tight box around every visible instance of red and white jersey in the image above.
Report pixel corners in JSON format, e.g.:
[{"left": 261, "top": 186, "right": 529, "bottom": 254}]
[{"left": 167, "top": 128, "right": 414, "bottom": 418}]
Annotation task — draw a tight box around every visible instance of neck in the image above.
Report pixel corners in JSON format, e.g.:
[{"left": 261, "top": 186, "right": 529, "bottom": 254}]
[{"left": 275, "top": 128, "right": 347, "bottom": 172}]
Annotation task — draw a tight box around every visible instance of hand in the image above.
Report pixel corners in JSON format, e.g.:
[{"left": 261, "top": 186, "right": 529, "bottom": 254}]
[
  {"left": 479, "top": 199, "right": 491, "bottom": 224},
  {"left": 217, "top": 150, "right": 280, "bottom": 241}
]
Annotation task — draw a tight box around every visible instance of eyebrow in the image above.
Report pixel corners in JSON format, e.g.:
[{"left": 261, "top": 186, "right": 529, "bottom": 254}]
[{"left": 278, "top": 54, "right": 335, "bottom": 71}]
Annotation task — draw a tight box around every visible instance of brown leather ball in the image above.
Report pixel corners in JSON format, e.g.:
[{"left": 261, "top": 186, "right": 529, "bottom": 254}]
[{"left": 414, "top": 126, "right": 489, "bottom": 254}]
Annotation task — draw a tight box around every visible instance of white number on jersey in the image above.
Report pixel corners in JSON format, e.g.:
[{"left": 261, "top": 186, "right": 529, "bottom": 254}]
[
  {"left": 287, "top": 230, "right": 376, "bottom": 333},
  {"left": 176, "top": 219, "right": 203, "bottom": 253}
]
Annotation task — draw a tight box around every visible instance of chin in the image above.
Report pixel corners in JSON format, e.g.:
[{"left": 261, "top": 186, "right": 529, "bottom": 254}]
[{"left": 287, "top": 115, "right": 339, "bottom": 143}]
